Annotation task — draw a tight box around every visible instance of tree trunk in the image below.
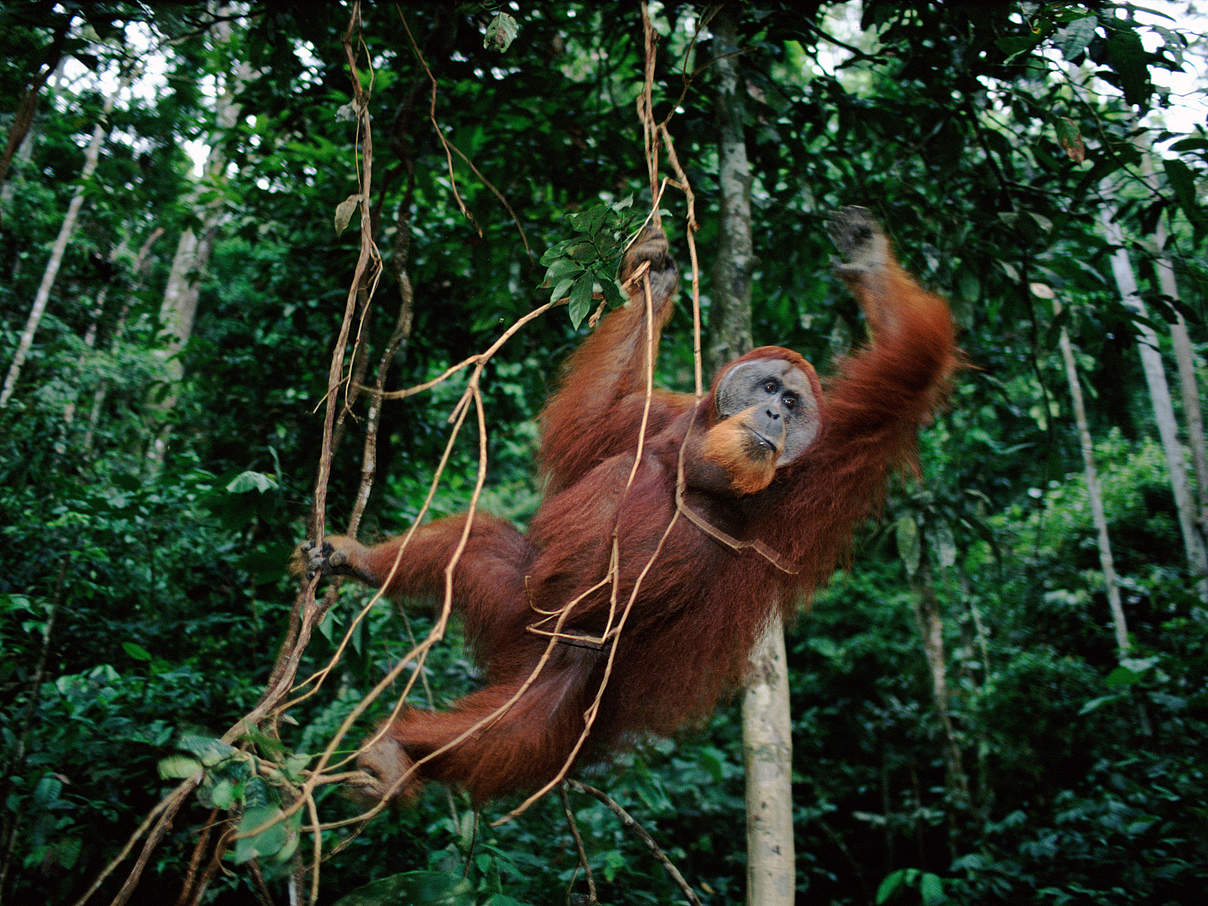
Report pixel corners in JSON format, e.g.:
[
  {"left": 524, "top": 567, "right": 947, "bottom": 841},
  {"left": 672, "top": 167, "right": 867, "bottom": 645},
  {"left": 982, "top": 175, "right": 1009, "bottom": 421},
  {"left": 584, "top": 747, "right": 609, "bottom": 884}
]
[
  {"left": 1152, "top": 218, "right": 1208, "bottom": 537},
  {"left": 0, "top": 77, "right": 124, "bottom": 409},
  {"left": 708, "top": 11, "right": 795, "bottom": 905},
  {"left": 1141, "top": 156, "right": 1208, "bottom": 536},
  {"left": 742, "top": 612, "right": 796, "bottom": 904},
  {"left": 148, "top": 28, "right": 251, "bottom": 463},
  {"left": 1055, "top": 309, "right": 1130, "bottom": 651},
  {"left": 1099, "top": 211, "right": 1208, "bottom": 598},
  {"left": 706, "top": 10, "right": 754, "bottom": 370},
  {"left": 910, "top": 559, "right": 972, "bottom": 816}
]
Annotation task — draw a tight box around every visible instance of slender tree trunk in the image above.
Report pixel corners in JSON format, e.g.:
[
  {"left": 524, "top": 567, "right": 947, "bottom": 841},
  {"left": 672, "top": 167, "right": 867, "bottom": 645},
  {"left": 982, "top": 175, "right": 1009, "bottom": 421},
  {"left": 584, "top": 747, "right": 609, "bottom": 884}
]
[
  {"left": 0, "top": 77, "right": 125, "bottom": 409},
  {"left": 148, "top": 30, "right": 251, "bottom": 464},
  {"left": 1152, "top": 218, "right": 1208, "bottom": 536},
  {"left": 707, "top": 11, "right": 754, "bottom": 370},
  {"left": 1140, "top": 156, "right": 1208, "bottom": 535},
  {"left": 148, "top": 206, "right": 218, "bottom": 463},
  {"left": 1055, "top": 309, "right": 1130, "bottom": 651},
  {"left": 708, "top": 11, "right": 795, "bottom": 905},
  {"left": 910, "top": 559, "right": 972, "bottom": 816},
  {"left": 742, "top": 613, "right": 796, "bottom": 904},
  {"left": 1100, "top": 211, "right": 1208, "bottom": 598}
]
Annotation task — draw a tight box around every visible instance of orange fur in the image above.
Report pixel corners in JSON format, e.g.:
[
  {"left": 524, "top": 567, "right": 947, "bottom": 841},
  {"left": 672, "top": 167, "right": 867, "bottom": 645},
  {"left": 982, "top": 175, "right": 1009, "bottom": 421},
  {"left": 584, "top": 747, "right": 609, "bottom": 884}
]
[
  {"left": 313, "top": 220, "right": 956, "bottom": 805},
  {"left": 701, "top": 413, "right": 777, "bottom": 495}
]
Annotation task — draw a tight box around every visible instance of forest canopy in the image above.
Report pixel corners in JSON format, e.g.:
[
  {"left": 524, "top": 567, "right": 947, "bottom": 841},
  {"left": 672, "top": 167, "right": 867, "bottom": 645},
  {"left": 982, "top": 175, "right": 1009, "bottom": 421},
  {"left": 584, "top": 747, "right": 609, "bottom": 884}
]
[{"left": 0, "top": 1, "right": 1206, "bottom": 904}]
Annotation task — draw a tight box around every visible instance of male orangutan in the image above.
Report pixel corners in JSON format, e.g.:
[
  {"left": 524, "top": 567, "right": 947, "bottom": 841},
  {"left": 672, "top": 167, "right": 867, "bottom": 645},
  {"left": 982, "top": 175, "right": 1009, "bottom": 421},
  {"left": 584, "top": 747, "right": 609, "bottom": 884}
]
[{"left": 295, "top": 207, "right": 957, "bottom": 805}]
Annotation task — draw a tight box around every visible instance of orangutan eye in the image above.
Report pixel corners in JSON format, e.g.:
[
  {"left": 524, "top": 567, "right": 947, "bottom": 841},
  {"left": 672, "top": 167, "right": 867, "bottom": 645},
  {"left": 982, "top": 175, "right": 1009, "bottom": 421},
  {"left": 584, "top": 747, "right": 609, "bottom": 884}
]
[
  {"left": 783, "top": 393, "right": 797, "bottom": 410},
  {"left": 762, "top": 378, "right": 778, "bottom": 394}
]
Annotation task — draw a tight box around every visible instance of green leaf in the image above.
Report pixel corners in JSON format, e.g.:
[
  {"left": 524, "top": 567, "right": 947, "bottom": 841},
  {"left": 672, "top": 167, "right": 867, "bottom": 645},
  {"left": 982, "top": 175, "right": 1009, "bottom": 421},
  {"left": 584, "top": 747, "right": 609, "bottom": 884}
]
[
  {"left": 601, "top": 276, "right": 626, "bottom": 307},
  {"left": 996, "top": 34, "right": 1041, "bottom": 63},
  {"left": 233, "top": 805, "right": 288, "bottom": 864},
  {"left": 283, "top": 753, "right": 311, "bottom": 783},
  {"left": 920, "top": 872, "right": 944, "bottom": 905},
  {"left": 242, "top": 776, "right": 271, "bottom": 809},
  {"left": 483, "top": 12, "right": 519, "bottom": 52},
  {"left": 544, "top": 256, "right": 583, "bottom": 283},
  {"left": 458, "top": 809, "right": 476, "bottom": 854},
  {"left": 318, "top": 609, "right": 337, "bottom": 645},
  {"left": 1078, "top": 694, "right": 1118, "bottom": 716},
  {"left": 549, "top": 275, "right": 576, "bottom": 304},
  {"left": 1103, "top": 28, "right": 1151, "bottom": 107},
  {"left": 226, "top": 470, "right": 279, "bottom": 494},
  {"left": 699, "top": 747, "right": 725, "bottom": 783},
  {"left": 1104, "top": 666, "right": 1140, "bottom": 688},
  {"left": 1053, "top": 15, "right": 1097, "bottom": 60},
  {"left": 568, "top": 272, "right": 595, "bottom": 329},
  {"left": 566, "top": 238, "right": 598, "bottom": 261},
  {"left": 332, "top": 870, "right": 475, "bottom": 906},
  {"left": 567, "top": 206, "right": 605, "bottom": 235},
  {"left": 158, "top": 755, "right": 203, "bottom": 780},
  {"left": 178, "top": 734, "right": 239, "bottom": 767},
  {"left": 242, "top": 729, "right": 287, "bottom": 758},
  {"left": 1106, "top": 656, "right": 1158, "bottom": 688},
  {"left": 539, "top": 239, "right": 574, "bottom": 266},
  {"left": 273, "top": 824, "right": 300, "bottom": 863},
  {"left": 33, "top": 774, "right": 63, "bottom": 807},
  {"left": 1163, "top": 159, "right": 1203, "bottom": 226},
  {"left": 209, "top": 778, "right": 236, "bottom": 809},
  {"left": 602, "top": 849, "right": 625, "bottom": 883},
  {"left": 54, "top": 836, "right": 82, "bottom": 871},
  {"left": 122, "top": 640, "right": 152, "bottom": 661},
  {"left": 876, "top": 869, "right": 907, "bottom": 904}
]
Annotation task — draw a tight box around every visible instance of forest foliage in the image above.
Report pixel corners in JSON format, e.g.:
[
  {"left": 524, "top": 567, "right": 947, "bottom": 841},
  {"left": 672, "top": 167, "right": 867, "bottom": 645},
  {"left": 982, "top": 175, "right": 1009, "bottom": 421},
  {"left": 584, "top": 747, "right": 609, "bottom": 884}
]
[{"left": 0, "top": 1, "right": 1206, "bottom": 904}]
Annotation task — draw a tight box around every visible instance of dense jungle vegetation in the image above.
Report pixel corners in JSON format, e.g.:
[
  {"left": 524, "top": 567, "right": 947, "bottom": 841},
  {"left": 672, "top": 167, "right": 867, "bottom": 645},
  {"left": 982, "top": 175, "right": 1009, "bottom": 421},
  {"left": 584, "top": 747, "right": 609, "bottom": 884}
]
[{"left": 1, "top": 1, "right": 1206, "bottom": 903}]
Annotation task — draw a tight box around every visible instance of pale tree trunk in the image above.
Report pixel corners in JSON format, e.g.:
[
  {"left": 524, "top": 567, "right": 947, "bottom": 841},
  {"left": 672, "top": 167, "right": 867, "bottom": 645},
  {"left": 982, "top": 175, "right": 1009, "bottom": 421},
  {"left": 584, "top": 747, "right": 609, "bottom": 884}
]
[
  {"left": 147, "top": 205, "right": 216, "bottom": 465},
  {"left": 1100, "top": 210, "right": 1208, "bottom": 598},
  {"left": 742, "top": 613, "right": 796, "bottom": 904},
  {"left": 1152, "top": 218, "right": 1208, "bottom": 536},
  {"left": 1141, "top": 158, "right": 1208, "bottom": 534},
  {"left": 708, "top": 11, "right": 795, "bottom": 906},
  {"left": 148, "top": 24, "right": 250, "bottom": 464},
  {"left": 1052, "top": 300, "right": 1130, "bottom": 652},
  {"left": 910, "top": 559, "right": 972, "bottom": 817},
  {"left": 0, "top": 75, "right": 127, "bottom": 409}
]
